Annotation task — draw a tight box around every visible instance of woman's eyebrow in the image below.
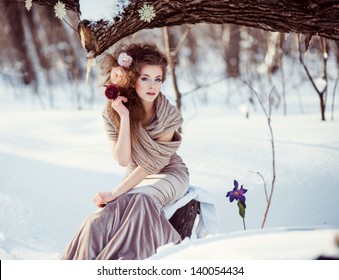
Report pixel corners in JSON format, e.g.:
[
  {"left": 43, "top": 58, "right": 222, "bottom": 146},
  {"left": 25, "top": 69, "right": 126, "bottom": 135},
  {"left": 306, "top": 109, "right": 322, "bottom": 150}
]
[{"left": 140, "top": 74, "right": 163, "bottom": 78}]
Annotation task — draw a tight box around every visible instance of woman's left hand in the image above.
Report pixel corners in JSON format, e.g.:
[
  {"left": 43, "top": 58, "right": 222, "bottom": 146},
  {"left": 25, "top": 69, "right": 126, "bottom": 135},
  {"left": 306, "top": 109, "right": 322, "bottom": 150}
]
[{"left": 93, "top": 192, "right": 115, "bottom": 208}]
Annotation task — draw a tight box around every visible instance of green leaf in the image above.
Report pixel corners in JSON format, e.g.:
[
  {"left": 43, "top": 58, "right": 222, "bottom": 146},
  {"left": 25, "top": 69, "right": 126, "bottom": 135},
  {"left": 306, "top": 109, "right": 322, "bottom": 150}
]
[{"left": 237, "top": 200, "right": 246, "bottom": 218}]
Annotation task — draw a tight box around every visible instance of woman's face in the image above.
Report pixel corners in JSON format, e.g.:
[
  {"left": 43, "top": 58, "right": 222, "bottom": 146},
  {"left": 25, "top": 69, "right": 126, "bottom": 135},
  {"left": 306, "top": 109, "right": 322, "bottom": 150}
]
[{"left": 135, "top": 65, "right": 163, "bottom": 104}]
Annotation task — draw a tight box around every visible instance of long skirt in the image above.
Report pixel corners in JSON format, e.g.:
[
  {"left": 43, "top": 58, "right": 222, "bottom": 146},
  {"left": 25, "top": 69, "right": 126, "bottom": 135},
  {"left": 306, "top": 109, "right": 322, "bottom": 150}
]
[{"left": 61, "top": 173, "right": 189, "bottom": 260}]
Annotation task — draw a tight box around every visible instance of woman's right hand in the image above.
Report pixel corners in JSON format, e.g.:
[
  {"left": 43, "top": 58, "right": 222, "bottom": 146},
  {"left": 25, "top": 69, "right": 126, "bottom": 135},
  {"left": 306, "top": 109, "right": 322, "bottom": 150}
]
[
  {"left": 111, "top": 96, "right": 129, "bottom": 118},
  {"left": 93, "top": 191, "right": 116, "bottom": 208}
]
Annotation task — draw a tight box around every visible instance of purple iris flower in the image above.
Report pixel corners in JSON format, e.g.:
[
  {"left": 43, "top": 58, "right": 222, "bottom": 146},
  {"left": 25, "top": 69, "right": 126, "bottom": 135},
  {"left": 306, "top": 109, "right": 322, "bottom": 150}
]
[{"left": 226, "top": 180, "right": 248, "bottom": 203}]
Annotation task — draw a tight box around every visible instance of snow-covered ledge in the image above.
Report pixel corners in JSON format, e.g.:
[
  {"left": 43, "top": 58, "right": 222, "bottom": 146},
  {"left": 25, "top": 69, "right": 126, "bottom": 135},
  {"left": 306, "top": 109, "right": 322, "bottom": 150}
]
[{"left": 150, "top": 227, "right": 339, "bottom": 260}]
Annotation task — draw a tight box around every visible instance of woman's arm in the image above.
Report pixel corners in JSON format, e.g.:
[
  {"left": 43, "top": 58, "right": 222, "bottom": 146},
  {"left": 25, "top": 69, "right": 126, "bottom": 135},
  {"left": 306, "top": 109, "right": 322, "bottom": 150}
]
[
  {"left": 111, "top": 166, "right": 148, "bottom": 198},
  {"left": 112, "top": 115, "right": 131, "bottom": 166},
  {"left": 155, "top": 130, "right": 175, "bottom": 142},
  {"left": 93, "top": 165, "right": 148, "bottom": 207},
  {"left": 111, "top": 96, "right": 131, "bottom": 166},
  {"left": 95, "top": 129, "right": 177, "bottom": 207}
]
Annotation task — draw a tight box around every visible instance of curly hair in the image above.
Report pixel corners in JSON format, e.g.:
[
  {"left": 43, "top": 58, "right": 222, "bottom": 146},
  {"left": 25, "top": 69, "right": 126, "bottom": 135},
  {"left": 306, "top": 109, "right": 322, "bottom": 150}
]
[{"left": 99, "top": 43, "right": 168, "bottom": 142}]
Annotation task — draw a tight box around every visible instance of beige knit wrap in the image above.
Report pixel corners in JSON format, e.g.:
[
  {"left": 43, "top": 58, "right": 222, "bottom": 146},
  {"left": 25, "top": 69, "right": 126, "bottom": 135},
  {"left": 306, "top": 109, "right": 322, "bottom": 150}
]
[{"left": 102, "top": 93, "right": 183, "bottom": 175}]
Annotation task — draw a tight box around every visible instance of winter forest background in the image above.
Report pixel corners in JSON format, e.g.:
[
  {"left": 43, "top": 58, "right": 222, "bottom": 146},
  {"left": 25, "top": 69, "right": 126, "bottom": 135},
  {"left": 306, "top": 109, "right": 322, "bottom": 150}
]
[
  {"left": 0, "top": 1, "right": 339, "bottom": 260},
  {"left": 2, "top": 2, "right": 338, "bottom": 114}
]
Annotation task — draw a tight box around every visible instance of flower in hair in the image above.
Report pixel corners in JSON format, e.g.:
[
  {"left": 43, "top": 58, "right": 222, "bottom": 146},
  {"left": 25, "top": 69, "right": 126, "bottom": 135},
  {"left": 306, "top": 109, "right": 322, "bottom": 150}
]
[
  {"left": 118, "top": 52, "right": 133, "bottom": 68},
  {"left": 110, "top": 66, "right": 130, "bottom": 88},
  {"left": 105, "top": 84, "right": 120, "bottom": 100},
  {"left": 138, "top": 4, "right": 156, "bottom": 23}
]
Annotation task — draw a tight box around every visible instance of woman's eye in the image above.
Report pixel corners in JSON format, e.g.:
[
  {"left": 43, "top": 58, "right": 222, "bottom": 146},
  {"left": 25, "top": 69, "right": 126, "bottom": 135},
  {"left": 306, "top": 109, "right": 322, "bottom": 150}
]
[
  {"left": 141, "top": 77, "right": 149, "bottom": 82},
  {"left": 155, "top": 78, "right": 162, "bottom": 83}
]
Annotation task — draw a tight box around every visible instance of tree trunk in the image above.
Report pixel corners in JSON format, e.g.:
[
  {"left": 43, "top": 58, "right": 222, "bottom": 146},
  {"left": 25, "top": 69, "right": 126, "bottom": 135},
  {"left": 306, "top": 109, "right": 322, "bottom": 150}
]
[
  {"left": 223, "top": 24, "right": 241, "bottom": 78},
  {"left": 30, "top": 0, "right": 339, "bottom": 57},
  {"left": 169, "top": 200, "right": 200, "bottom": 240},
  {"left": 5, "top": 3, "right": 36, "bottom": 85},
  {"left": 163, "top": 26, "right": 183, "bottom": 133}
]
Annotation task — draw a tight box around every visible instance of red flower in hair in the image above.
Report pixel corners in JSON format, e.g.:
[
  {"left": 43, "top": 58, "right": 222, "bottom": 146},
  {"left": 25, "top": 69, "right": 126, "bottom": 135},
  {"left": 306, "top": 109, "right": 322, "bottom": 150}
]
[{"left": 105, "top": 84, "right": 119, "bottom": 100}]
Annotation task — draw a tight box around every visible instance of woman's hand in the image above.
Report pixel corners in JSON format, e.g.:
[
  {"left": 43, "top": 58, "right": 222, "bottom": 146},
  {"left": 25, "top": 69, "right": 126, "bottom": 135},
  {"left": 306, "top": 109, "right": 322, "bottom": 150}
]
[
  {"left": 111, "top": 96, "right": 129, "bottom": 118},
  {"left": 93, "top": 191, "right": 116, "bottom": 208}
]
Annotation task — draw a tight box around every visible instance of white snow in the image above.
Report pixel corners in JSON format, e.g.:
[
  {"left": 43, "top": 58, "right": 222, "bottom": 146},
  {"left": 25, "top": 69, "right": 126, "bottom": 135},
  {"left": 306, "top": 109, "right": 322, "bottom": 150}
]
[
  {"left": 79, "top": 0, "right": 131, "bottom": 21},
  {"left": 0, "top": 81, "right": 338, "bottom": 261},
  {"left": 151, "top": 228, "right": 339, "bottom": 260},
  {"left": 314, "top": 77, "right": 327, "bottom": 92}
]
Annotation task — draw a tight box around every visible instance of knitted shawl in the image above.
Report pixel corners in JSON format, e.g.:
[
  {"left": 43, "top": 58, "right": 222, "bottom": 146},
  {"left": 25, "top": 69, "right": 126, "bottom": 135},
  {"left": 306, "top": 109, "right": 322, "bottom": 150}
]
[{"left": 102, "top": 93, "right": 183, "bottom": 175}]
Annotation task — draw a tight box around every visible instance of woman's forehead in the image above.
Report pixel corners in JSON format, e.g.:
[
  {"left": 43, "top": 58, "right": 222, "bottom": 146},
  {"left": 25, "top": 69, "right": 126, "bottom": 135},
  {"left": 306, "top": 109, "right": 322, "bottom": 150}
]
[{"left": 140, "top": 65, "right": 163, "bottom": 76}]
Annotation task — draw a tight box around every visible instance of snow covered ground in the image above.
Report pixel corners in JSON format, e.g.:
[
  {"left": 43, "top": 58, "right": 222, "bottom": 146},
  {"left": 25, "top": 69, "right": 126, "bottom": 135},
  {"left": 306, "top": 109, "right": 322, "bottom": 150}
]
[{"left": 0, "top": 78, "right": 338, "bottom": 261}]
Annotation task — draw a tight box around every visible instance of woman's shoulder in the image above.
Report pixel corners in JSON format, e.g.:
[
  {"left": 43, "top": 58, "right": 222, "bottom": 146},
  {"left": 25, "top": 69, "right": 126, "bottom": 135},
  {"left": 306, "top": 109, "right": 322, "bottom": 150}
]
[
  {"left": 156, "top": 93, "right": 183, "bottom": 128},
  {"left": 159, "top": 93, "right": 181, "bottom": 114}
]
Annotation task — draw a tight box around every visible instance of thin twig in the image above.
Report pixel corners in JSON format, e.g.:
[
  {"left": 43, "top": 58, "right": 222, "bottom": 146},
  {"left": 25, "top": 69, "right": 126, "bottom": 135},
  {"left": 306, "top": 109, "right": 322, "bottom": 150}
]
[
  {"left": 182, "top": 76, "right": 226, "bottom": 96},
  {"left": 249, "top": 170, "right": 269, "bottom": 203},
  {"left": 63, "top": 18, "right": 78, "bottom": 32},
  {"left": 243, "top": 81, "right": 276, "bottom": 229},
  {"left": 242, "top": 79, "right": 269, "bottom": 118},
  {"left": 261, "top": 107, "right": 276, "bottom": 228}
]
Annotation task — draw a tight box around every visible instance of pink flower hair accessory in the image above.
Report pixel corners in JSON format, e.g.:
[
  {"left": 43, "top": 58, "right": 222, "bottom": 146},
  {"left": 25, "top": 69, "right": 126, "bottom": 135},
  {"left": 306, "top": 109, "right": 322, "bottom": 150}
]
[
  {"left": 110, "top": 66, "right": 130, "bottom": 89},
  {"left": 110, "top": 66, "right": 124, "bottom": 84},
  {"left": 117, "top": 52, "right": 133, "bottom": 68}
]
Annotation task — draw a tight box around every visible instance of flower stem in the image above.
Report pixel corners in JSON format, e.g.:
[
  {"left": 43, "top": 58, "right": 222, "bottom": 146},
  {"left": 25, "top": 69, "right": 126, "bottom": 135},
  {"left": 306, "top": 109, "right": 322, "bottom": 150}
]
[{"left": 242, "top": 217, "right": 247, "bottom": 231}]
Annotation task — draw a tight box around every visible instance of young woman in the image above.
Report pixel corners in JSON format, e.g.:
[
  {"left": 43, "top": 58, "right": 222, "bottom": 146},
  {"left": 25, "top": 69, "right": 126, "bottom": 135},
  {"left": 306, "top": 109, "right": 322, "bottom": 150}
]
[{"left": 61, "top": 43, "right": 189, "bottom": 260}]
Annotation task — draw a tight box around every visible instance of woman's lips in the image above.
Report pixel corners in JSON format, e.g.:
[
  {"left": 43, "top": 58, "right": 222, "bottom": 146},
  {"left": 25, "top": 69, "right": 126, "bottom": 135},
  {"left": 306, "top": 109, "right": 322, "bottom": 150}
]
[{"left": 146, "top": 92, "right": 155, "bottom": 96}]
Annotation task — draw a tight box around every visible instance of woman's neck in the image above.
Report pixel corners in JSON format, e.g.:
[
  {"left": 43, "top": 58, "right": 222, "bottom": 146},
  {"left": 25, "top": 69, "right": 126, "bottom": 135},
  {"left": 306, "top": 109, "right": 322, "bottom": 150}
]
[
  {"left": 143, "top": 101, "right": 155, "bottom": 115},
  {"left": 142, "top": 102, "right": 155, "bottom": 125}
]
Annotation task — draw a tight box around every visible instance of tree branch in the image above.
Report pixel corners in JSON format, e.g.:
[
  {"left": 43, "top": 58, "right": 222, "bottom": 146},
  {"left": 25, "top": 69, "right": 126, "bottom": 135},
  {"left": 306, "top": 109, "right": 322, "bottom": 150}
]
[
  {"left": 32, "top": 0, "right": 80, "bottom": 13},
  {"left": 29, "top": 0, "right": 339, "bottom": 57}
]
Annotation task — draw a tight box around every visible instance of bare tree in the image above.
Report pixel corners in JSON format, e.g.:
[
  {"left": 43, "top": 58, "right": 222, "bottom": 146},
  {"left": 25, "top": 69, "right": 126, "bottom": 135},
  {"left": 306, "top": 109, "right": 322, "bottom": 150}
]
[
  {"left": 223, "top": 24, "right": 241, "bottom": 78},
  {"left": 331, "top": 73, "right": 339, "bottom": 121},
  {"left": 4, "top": 3, "right": 36, "bottom": 85},
  {"left": 265, "top": 33, "right": 287, "bottom": 115},
  {"left": 298, "top": 35, "right": 329, "bottom": 121},
  {"left": 163, "top": 27, "right": 182, "bottom": 111}
]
